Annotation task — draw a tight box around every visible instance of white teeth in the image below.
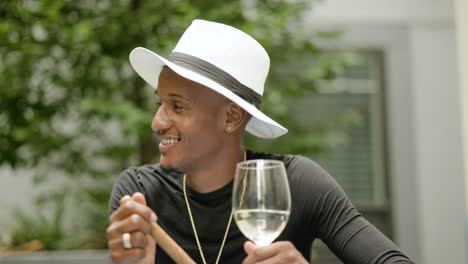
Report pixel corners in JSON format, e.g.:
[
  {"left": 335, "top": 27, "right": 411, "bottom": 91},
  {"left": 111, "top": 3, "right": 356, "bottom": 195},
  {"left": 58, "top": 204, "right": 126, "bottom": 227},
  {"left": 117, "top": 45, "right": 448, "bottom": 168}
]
[{"left": 161, "top": 138, "right": 179, "bottom": 145}]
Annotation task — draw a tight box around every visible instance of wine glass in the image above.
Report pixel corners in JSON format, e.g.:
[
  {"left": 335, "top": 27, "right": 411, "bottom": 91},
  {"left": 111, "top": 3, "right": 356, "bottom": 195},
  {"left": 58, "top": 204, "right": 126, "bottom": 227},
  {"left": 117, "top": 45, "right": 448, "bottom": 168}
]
[{"left": 232, "top": 159, "right": 291, "bottom": 246}]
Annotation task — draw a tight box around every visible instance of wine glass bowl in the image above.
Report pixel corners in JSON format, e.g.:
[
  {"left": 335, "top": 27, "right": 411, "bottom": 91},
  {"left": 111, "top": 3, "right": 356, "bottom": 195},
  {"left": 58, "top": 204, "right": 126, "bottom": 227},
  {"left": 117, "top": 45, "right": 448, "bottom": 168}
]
[{"left": 232, "top": 159, "right": 291, "bottom": 246}]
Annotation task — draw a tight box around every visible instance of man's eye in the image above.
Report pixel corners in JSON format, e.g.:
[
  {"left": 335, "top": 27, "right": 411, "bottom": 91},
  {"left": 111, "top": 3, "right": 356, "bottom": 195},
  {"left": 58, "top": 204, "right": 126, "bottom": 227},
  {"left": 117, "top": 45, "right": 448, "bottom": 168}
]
[{"left": 173, "top": 104, "right": 184, "bottom": 110}]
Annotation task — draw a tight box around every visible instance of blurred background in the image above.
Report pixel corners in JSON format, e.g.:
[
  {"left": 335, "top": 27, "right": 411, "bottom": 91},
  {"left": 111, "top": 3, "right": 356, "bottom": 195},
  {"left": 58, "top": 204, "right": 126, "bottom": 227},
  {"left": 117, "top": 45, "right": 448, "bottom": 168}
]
[{"left": 0, "top": 0, "right": 466, "bottom": 263}]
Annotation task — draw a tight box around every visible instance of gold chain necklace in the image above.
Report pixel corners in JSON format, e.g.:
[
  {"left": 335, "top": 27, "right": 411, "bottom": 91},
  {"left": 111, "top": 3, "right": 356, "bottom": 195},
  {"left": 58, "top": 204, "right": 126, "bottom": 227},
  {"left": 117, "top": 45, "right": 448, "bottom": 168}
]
[{"left": 183, "top": 151, "right": 246, "bottom": 264}]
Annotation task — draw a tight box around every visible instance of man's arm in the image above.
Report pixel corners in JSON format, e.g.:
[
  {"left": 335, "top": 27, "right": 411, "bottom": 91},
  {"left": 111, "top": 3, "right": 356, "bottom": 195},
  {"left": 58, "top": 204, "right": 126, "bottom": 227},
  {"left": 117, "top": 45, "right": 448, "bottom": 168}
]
[
  {"left": 299, "top": 157, "right": 414, "bottom": 263},
  {"left": 106, "top": 168, "right": 158, "bottom": 264}
]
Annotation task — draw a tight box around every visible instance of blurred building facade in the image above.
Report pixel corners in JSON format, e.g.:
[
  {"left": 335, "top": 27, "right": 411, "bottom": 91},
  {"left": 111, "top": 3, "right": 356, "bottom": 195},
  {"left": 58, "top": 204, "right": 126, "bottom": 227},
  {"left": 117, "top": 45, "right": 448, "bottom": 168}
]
[{"left": 306, "top": 0, "right": 466, "bottom": 263}]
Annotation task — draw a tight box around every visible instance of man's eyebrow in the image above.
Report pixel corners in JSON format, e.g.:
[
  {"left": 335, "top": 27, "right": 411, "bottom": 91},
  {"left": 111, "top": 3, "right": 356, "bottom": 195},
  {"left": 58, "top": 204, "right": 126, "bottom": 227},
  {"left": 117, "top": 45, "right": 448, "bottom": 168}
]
[
  {"left": 167, "top": 93, "right": 192, "bottom": 103},
  {"left": 155, "top": 92, "right": 192, "bottom": 103}
]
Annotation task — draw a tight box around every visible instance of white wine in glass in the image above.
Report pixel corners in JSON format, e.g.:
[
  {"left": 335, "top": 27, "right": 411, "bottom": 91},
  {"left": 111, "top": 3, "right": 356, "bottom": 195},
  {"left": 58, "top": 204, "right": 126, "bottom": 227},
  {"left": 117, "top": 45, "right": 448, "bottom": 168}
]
[{"left": 232, "top": 159, "right": 291, "bottom": 246}]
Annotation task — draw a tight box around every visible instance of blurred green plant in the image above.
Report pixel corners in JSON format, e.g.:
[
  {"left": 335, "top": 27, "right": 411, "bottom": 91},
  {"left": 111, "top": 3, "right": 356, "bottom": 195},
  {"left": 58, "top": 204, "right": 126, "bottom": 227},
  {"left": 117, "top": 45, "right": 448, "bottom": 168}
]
[
  {"left": 0, "top": 0, "right": 357, "bottom": 250},
  {"left": 1, "top": 192, "right": 67, "bottom": 251}
]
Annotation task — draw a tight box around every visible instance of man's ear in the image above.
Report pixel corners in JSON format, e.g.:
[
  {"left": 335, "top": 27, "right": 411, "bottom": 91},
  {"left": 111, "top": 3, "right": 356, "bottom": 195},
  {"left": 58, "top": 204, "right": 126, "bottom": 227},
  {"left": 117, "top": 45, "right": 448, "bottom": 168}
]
[{"left": 224, "top": 102, "right": 248, "bottom": 133}]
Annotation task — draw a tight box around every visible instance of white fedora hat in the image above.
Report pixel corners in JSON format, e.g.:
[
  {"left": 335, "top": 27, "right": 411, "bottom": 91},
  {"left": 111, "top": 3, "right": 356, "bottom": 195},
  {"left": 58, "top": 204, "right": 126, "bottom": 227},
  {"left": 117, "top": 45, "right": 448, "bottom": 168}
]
[{"left": 129, "top": 19, "right": 288, "bottom": 138}]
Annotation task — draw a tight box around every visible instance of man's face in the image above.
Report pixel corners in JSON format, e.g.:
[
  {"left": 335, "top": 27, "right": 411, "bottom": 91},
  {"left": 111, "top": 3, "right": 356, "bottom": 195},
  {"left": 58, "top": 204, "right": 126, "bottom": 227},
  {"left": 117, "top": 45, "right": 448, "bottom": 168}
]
[{"left": 152, "top": 67, "right": 228, "bottom": 172}]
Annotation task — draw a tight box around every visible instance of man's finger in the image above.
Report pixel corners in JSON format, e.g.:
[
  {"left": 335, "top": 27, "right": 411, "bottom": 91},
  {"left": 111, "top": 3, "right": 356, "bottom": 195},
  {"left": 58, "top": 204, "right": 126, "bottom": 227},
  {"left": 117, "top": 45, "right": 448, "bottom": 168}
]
[
  {"left": 250, "top": 242, "right": 282, "bottom": 260},
  {"left": 108, "top": 231, "right": 148, "bottom": 249},
  {"left": 244, "top": 241, "right": 256, "bottom": 255},
  {"left": 243, "top": 241, "right": 282, "bottom": 264},
  {"left": 107, "top": 213, "right": 153, "bottom": 240},
  {"left": 110, "top": 199, "right": 157, "bottom": 224},
  {"left": 132, "top": 192, "right": 147, "bottom": 205},
  {"left": 242, "top": 241, "right": 257, "bottom": 264}
]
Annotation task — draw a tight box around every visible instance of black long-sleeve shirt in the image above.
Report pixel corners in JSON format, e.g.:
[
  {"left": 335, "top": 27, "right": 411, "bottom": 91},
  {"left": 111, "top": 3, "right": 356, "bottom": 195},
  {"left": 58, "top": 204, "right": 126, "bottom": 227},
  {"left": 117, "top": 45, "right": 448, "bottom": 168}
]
[{"left": 109, "top": 150, "right": 414, "bottom": 263}]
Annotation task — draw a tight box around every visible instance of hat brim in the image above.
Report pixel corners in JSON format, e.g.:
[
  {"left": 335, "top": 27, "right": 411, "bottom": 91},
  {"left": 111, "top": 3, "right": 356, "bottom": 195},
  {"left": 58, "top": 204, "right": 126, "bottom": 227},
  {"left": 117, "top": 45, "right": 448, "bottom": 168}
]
[{"left": 129, "top": 47, "right": 288, "bottom": 138}]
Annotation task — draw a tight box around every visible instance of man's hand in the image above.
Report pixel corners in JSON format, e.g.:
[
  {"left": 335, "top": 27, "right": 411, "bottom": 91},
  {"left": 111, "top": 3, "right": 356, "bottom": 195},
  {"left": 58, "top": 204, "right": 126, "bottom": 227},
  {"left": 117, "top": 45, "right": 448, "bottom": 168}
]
[
  {"left": 107, "top": 192, "right": 157, "bottom": 264},
  {"left": 242, "top": 241, "right": 309, "bottom": 264}
]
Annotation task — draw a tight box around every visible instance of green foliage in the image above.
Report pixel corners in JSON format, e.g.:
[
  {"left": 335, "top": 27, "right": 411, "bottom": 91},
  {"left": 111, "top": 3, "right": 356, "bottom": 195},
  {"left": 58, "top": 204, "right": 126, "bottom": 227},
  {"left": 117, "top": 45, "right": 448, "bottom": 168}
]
[
  {"left": 74, "top": 184, "right": 113, "bottom": 249},
  {"left": 1, "top": 193, "right": 68, "bottom": 250},
  {"left": 0, "top": 0, "right": 355, "bottom": 250}
]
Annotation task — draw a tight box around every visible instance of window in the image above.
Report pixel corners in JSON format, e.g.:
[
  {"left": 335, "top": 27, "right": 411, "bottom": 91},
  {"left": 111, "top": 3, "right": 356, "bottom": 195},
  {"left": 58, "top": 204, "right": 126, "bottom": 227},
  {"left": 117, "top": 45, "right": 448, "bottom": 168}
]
[{"left": 295, "top": 51, "right": 391, "bottom": 263}]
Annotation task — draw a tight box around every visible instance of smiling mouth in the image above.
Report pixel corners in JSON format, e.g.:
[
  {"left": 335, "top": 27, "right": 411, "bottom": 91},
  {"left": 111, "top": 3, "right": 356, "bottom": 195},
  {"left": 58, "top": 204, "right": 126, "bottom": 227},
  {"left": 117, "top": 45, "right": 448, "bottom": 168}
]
[{"left": 160, "top": 138, "right": 181, "bottom": 145}]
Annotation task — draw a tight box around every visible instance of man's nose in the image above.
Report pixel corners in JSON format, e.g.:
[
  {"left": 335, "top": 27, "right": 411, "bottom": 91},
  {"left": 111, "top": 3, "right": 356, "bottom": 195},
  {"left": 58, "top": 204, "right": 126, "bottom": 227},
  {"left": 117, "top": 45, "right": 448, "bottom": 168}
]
[{"left": 152, "top": 105, "right": 172, "bottom": 131}]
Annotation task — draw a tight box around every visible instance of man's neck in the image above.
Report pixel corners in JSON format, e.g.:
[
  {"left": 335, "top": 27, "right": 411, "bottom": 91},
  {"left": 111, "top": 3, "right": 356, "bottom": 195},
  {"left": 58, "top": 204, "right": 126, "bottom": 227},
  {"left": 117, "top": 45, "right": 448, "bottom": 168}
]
[{"left": 186, "top": 147, "right": 245, "bottom": 193}]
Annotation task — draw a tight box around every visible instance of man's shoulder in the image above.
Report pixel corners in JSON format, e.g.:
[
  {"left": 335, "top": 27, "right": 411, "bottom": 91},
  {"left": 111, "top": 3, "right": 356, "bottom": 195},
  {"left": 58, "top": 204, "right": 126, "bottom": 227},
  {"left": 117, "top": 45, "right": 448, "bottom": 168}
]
[
  {"left": 117, "top": 163, "right": 180, "bottom": 184},
  {"left": 252, "top": 150, "right": 339, "bottom": 191},
  {"left": 118, "top": 163, "right": 158, "bottom": 178},
  {"left": 250, "top": 150, "right": 323, "bottom": 174},
  {"left": 113, "top": 163, "right": 183, "bottom": 202}
]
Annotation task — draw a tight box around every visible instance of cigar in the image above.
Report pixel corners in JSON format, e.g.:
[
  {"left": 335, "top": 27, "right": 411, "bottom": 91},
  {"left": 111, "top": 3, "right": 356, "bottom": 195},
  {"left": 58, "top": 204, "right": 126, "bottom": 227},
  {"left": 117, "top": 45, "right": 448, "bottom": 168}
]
[{"left": 120, "top": 195, "right": 196, "bottom": 264}]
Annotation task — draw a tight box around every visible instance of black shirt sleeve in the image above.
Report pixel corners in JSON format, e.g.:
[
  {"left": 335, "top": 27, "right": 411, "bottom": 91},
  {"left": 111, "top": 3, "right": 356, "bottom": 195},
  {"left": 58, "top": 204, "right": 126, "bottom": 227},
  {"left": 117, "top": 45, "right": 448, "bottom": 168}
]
[
  {"left": 107, "top": 167, "right": 150, "bottom": 264},
  {"left": 107, "top": 166, "right": 175, "bottom": 264},
  {"left": 108, "top": 167, "right": 146, "bottom": 215},
  {"left": 287, "top": 155, "right": 414, "bottom": 264}
]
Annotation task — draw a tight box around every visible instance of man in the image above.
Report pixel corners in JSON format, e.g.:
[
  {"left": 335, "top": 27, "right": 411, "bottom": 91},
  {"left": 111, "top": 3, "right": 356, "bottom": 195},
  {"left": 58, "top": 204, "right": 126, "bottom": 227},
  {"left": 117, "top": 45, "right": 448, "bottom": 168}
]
[{"left": 106, "top": 19, "right": 414, "bottom": 263}]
